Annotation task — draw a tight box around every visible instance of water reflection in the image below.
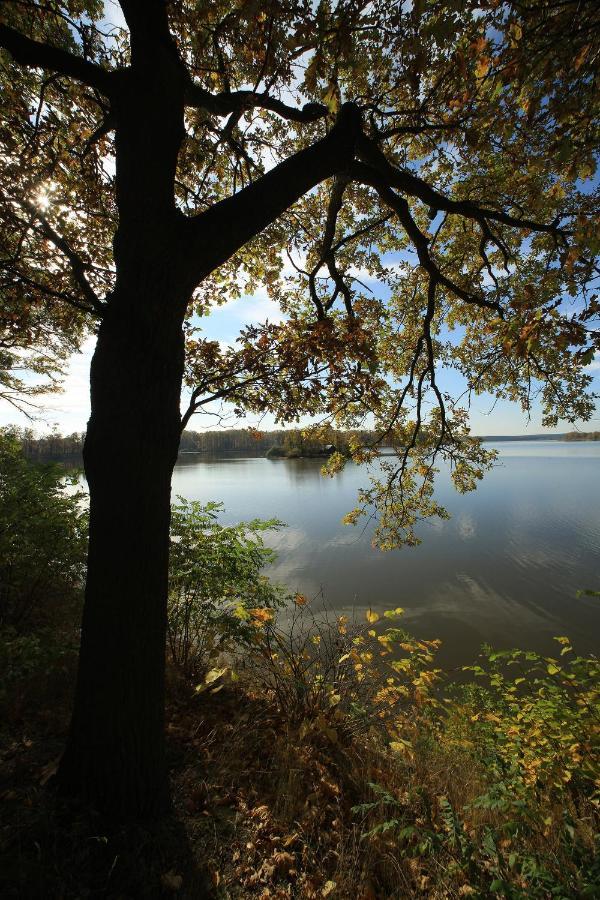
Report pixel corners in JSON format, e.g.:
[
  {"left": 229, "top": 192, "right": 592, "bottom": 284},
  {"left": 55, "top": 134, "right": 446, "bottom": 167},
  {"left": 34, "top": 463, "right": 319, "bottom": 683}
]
[{"left": 171, "top": 442, "right": 600, "bottom": 666}]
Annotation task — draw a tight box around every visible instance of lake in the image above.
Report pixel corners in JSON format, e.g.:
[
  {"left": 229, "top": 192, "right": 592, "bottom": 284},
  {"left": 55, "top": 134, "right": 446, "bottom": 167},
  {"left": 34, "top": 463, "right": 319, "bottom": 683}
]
[{"left": 171, "top": 441, "right": 600, "bottom": 668}]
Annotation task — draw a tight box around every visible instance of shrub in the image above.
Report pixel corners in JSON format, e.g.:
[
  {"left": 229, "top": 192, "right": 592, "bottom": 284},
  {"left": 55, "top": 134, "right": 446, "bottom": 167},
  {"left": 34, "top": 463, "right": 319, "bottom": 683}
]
[
  {"left": 0, "top": 430, "right": 87, "bottom": 715},
  {"left": 0, "top": 430, "right": 87, "bottom": 630},
  {"left": 167, "top": 499, "right": 285, "bottom": 677},
  {"left": 240, "top": 596, "right": 599, "bottom": 896},
  {"left": 352, "top": 639, "right": 600, "bottom": 898},
  {"left": 247, "top": 600, "right": 442, "bottom": 740}
]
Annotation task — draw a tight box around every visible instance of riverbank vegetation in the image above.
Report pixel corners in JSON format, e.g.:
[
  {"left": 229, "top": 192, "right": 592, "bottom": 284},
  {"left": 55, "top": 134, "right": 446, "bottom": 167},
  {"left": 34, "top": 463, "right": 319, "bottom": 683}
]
[
  {"left": 9, "top": 426, "right": 599, "bottom": 466},
  {"left": 1, "top": 441, "right": 598, "bottom": 898},
  {"left": 10, "top": 426, "right": 376, "bottom": 460}
]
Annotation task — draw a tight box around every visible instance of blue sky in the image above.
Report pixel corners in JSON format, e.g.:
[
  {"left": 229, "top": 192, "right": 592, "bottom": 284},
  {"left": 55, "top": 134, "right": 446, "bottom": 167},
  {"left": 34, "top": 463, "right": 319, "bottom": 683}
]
[{"left": 2, "top": 278, "right": 596, "bottom": 437}]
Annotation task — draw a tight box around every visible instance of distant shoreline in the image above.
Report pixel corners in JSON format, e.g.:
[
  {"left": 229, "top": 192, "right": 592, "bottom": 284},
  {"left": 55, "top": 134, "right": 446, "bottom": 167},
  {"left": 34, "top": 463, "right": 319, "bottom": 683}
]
[{"left": 11, "top": 429, "right": 600, "bottom": 463}]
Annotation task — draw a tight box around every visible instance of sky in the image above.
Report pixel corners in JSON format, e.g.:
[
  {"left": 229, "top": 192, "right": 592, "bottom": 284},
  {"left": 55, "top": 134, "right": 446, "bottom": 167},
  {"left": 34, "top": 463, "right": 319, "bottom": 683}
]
[{"left": 1, "top": 281, "right": 598, "bottom": 437}]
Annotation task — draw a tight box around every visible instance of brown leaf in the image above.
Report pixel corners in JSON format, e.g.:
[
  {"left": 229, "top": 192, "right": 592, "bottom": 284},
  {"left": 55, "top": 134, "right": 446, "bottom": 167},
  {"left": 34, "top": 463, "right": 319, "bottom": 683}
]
[
  {"left": 272, "top": 851, "right": 295, "bottom": 875},
  {"left": 39, "top": 757, "right": 59, "bottom": 786},
  {"left": 160, "top": 871, "right": 183, "bottom": 892}
]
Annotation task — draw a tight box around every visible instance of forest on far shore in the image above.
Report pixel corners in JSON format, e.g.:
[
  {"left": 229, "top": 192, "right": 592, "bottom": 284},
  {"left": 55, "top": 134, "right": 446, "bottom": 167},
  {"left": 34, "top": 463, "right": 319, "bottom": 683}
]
[{"left": 8, "top": 427, "right": 600, "bottom": 460}]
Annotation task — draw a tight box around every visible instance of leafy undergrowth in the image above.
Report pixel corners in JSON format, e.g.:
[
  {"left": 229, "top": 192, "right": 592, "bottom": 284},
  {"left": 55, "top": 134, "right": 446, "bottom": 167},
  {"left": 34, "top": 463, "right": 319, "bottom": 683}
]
[
  {"left": 168, "top": 639, "right": 600, "bottom": 900},
  {"left": 2, "top": 629, "right": 598, "bottom": 899}
]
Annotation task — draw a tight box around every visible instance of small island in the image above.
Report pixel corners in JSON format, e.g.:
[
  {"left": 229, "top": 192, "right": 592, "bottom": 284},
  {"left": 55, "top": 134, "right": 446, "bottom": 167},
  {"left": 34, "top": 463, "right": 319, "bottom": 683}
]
[{"left": 266, "top": 439, "right": 336, "bottom": 459}]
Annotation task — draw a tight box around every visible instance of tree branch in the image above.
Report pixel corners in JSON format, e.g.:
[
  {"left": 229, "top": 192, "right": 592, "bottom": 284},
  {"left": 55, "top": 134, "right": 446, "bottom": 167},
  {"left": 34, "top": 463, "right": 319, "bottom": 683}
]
[
  {"left": 355, "top": 135, "right": 567, "bottom": 237},
  {"left": 3, "top": 269, "right": 100, "bottom": 317},
  {"left": 17, "top": 199, "right": 105, "bottom": 315},
  {"left": 185, "top": 103, "right": 362, "bottom": 283},
  {"left": 308, "top": 176, "right": 349, "bottom": 318},
  {"left": 351, "top": 165, "right": 502, "bottom": 314},
  {"left": 184, "top": 82, "right": 328, "bottom": 123},
  {"left": 0, "top": 24, "right": 113, "bottom": 94},
  {"left": 118, "top": 0, "right": 178, "bottom": 65}
]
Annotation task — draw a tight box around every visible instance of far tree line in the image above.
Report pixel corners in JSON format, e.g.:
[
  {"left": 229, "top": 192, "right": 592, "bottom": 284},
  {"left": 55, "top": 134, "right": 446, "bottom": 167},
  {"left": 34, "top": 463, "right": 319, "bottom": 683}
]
[
  {"left": 563, "top": 431, "right": 600, "bottom": 441},
  {"left": 9, "top": 426, "right": 378, "bottom": 459},
  {"left": 8, "top": 426, "right": 599, "bottom": 461}
]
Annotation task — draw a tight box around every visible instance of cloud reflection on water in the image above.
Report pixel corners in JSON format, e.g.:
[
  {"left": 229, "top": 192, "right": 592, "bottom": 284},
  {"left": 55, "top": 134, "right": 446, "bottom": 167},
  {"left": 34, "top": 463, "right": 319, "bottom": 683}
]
[{"left": 171, "top": 442, "right": 600, "bottom": 666}]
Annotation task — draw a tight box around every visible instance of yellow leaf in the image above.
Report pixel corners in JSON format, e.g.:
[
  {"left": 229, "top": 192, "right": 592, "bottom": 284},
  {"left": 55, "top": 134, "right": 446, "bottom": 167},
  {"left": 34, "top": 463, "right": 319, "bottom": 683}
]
[
  {"left": 205, "top": 666, "right": 228, "bottom": 685},
  {"left": 574, "top": 44, "right": 591, "bottom": 71},
  {"left": 383, "top": 607, "right": 404, "bottom": 618},
  {"left": 509, "top": 22, "right": 522, "bottom": 42},
  {"left": 366, "top": 609, "right": 380, "bottom": 624}
]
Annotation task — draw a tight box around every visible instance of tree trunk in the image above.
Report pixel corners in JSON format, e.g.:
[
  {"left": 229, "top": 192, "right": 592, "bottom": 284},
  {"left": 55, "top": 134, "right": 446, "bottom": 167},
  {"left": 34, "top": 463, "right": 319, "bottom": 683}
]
[
  {"left": 54, "top": 46, "right": 192, "bottom": 817},
  {"left": 57, "top": 265, "right": 187, "bottom": 818}
]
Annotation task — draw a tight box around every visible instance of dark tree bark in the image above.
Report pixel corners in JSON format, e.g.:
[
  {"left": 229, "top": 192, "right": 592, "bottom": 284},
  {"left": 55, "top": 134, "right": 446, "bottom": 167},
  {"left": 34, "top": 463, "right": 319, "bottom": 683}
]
[
  {"left": 58, "top": 288, "right": 186, "bottom": 816},
  {"left": 56, "top": 44, "right": 191, "bottom": 816}
]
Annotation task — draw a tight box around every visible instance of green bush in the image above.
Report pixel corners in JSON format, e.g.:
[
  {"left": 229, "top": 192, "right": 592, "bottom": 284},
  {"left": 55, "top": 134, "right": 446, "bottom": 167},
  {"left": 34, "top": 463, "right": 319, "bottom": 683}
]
[
  {"left": 0, "top": 430, "right": 87, "bottom": 630},
  {"left": 352, "top": 637, "right": 600, "bottom": 898},
  {"left": 0, "top": 430, "right": 87, "bottom": 713},
  {"left": 167, "top": 499, "right": 285, "bottom": 677}
]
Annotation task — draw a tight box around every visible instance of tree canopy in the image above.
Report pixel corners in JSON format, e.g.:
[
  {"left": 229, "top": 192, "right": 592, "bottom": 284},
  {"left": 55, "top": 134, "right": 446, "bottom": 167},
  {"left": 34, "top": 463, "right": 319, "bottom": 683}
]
[{"left": 1, "top": 0, "right": 598, "bottom": 544}]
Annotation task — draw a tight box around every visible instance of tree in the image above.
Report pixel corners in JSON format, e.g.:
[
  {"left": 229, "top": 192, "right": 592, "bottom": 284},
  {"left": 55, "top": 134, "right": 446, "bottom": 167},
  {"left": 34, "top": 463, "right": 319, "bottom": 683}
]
[{"left": 0, "top": 0, "right": 598, "bottom": 816}]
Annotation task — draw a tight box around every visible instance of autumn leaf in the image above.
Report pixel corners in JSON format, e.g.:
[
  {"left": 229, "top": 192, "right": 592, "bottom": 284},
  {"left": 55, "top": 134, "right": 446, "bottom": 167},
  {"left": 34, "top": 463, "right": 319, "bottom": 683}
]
[
  {"left": 249, "top": 608, "right": 274, "bottom": 624},
  {"left": 160, "top": 872, "right": 183, "bottom": 892},
  {"left": 475, "top": 56, "right": 491, "bottom": 79}
]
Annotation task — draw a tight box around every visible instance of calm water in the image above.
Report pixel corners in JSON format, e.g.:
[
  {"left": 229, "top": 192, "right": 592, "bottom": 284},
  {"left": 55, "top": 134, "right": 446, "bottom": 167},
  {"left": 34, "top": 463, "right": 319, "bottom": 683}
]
[{"left": 171, "top": 441, "right": 600, "bottom": 667}]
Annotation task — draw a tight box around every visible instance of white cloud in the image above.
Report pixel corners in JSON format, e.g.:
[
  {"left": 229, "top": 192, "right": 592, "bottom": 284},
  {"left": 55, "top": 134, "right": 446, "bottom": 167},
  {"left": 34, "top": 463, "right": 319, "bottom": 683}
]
[
  {"left": 207, "top": 291, "right": 286, "bottom": 329},
  {"left": 457, "top": 513, "right": 476, "bottom": 539}
]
